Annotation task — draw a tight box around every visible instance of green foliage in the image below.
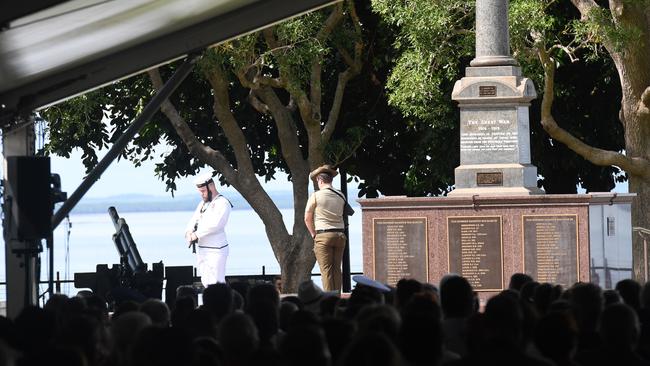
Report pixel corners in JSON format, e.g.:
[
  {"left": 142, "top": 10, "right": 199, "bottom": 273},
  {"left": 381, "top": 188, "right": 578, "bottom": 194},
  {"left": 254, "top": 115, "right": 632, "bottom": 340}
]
[
  {"left": 572, "top": 4, "right": 644, "bottom": 55},
  {"left": 365, "top": 0, "right": 625, "bottom": 196},
  {"left": 325, "top": 126, "right": 367, "bottom": 166},
  {"left": 371, "top": 0, "right": 473, "bottom": 126},
  {"left": 509, "top": 0, "right": 555, "bottom": 55},
  {"left": 41, "top": 3, "right": 363, "bottom": 195},
  {"left": 339, "top": 2, "right": 458, "bottom": 198}
]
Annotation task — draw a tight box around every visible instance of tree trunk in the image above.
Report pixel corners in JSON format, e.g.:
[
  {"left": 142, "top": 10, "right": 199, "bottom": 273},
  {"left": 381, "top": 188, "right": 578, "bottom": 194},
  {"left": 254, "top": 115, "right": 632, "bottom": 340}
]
[
  {"left": 238, "top": 172, "right": 316, "bottom": 293},
  {"left": 560, "top": 0, "right": 650, "bottom": 280},
  {"left": 626, "top": 109, "right": 650, "bottom": 280},
  {"left": 280, "top": 235, "right": 316, "bottom": 292},
  {"left": 631, "top": 176, "right": 650, "bottom": 281}
]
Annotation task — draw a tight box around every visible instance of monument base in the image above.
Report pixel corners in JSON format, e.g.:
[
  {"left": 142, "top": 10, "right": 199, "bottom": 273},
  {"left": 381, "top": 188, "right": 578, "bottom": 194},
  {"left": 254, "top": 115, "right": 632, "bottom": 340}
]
[
  {"left": 449, "top": 186, "right": 544, "bottom": 196},
  {"left": 450, "top": 163, "right": 542, "bottom": 196},
  {"left": 359, "top": 193, "right": 635, "bottom": 304}
]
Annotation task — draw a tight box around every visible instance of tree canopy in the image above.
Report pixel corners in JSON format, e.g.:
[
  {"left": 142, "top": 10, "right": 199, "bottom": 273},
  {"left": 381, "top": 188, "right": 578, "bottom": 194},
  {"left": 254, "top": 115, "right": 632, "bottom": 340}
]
[
  {"left": 366, "top": 0, "right": 626, "bottom": 195},
  {"left": 42, "top": 2, "right": 365, "bottom": 291}
]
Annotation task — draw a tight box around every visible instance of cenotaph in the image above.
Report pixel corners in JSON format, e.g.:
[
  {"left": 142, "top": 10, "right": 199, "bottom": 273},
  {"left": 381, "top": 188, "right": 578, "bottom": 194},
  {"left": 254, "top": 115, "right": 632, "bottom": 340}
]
[
  {"left": 359, "top": 0, "right": 635, "bottom": 300},
  {"left": 448, "top": 0, "right": 541, "bottom": 196}
]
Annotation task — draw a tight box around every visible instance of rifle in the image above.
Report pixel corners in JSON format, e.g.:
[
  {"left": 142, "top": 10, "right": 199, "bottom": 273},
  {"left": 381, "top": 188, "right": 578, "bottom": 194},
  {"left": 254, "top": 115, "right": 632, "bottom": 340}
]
[{"left": 190, "top": 221, "right": 198, "bottom": 253}]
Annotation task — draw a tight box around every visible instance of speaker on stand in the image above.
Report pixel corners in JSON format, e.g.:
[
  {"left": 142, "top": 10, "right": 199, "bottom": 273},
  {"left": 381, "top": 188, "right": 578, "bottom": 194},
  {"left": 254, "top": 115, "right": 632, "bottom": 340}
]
[{"left": 5, "top": 156, "right": 52, "bottom": 305}]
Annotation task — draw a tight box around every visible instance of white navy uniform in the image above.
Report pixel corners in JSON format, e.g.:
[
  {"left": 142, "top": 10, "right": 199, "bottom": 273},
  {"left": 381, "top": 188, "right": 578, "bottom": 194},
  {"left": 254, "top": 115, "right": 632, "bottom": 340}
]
[{"left": 186, "top": 194, "right": 231, "bottom": 286}]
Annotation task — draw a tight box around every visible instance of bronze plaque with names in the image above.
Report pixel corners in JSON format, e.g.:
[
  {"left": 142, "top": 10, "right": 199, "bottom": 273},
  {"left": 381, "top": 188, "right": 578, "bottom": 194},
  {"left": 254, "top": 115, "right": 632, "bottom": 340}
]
[
  {"left": 477, "top": 172, "right": 503, "bottom": 186},
  {"left": 523, "top": 215, "right": 578, "bottom": 287},
  {"left": 479, "top": 85, "right": 497, "bottom": 97},
  {"left": 448, "top": 216, "right": 503, "bottom": 291},
  {"left": 373, "top": 218, "right": 428, "bottom": 286}
]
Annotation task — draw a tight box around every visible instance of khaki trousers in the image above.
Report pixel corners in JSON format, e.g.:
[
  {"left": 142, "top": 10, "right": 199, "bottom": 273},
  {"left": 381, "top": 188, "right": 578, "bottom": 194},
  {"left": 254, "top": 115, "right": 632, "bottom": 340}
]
[{"left": 313, "top": 231, "right": 347, "bottom": 291}]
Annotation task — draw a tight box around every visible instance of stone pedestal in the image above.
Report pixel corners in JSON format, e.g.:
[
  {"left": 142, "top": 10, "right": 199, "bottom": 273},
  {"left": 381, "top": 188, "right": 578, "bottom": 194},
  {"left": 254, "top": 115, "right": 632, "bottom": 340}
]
[
  {"left": 450, "top": 66, "right": 542, "bottom": 195},
  {"left": 360, "top": 194, "right": 634, "bottom": 303}
]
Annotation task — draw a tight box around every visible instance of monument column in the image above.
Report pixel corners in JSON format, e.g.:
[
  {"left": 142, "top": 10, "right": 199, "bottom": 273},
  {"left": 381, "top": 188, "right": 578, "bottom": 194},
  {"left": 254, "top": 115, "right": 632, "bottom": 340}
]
[
  {"left": 471, "top": 0, "right": 517, "bottom": 67},
  {"left": 449, "top": 0, "right": 542, "bottom": 196}
]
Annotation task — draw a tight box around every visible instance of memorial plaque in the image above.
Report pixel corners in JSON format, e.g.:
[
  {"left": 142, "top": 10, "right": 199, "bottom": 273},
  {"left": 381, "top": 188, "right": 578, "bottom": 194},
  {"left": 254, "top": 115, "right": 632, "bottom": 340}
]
[
  {"left": 477, "top": 172, "right": 503, "bottom": 186},
  {"left": 479, "top": 85, "right": 497, "bottom": 97},
  {"left": 523, "top": 215, "right": 578, "bottom": 287},
  {"left": 460, "top": 109, "right": 520, "bottom": 165},
  {"left": 448, "top": 216, "right": 503, "bottom": 291},
  {"left": 373, "top": 218, "right": 428, "bottom": 286}
]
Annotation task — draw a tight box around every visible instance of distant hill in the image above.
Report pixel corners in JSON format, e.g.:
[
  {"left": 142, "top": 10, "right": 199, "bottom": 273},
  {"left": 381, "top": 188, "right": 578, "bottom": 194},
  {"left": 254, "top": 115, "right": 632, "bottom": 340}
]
[{"left": 63, "top": 189, "right": 360, "bottom": 214}]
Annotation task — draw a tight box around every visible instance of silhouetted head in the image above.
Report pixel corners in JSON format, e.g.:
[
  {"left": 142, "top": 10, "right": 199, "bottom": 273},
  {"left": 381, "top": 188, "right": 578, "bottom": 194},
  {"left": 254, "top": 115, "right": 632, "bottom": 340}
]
[
  {"left": 534, "top": 311, "right": 578, "bottom": 362},
  {"left": 345, "top": 284, "right": 383, "bottom": 318},
  {"left": 603, "top": 289, "right": 621, "bottom": 306},
  {"left": 322, "top": 317, "right": 355, "bottom": 365},
  {"left": 616, "top": 279, "right": 642, "bottom": 311},
  {"left": 246, "top": 299, "right": 279, "bottom": 346},
  {"left": 112, "top": 300, "right": 140, "bottom": 320},
  {"left": 279, "top": 301, "right": 299, "bottom": 332},
  {"left": 58, "top": 314, "right": 107, "bottom": 366},
  {"left": 111, "top": 311, "right": 152, "bottom": 354},
  {"left": 184, "top": 308, "right": 217, "bottom": 340},
  {"left": 508, "top": 273, "right": 533, "bottom": 292},
  {"left": 140, "top": 299, "right": 171, "bottom": 327},
  {"left": 131, "top": 326, "right": 192, "bottom": 366},
  {"left": 218, "top": 312, "right": 259, "bottom": 365},
  {"left": 356, "top": 304, "right": 401, "bottom": 341},
  {"left": 601, "top": 303, "right": 640, "bottom": 351},
  {"left": 339, "top": 332, "right": 402, "bottom": 366},
  {"left": 202, "top": 283, "right": 233, "bottom": 322},
  {"left": 191, "top": 337, "right": 224, "bottom": 366},
  {"left": 520, "top": 281, "right": 540, "bottom": 302},
  {"left": 568, "top": 282, "right": 603, "bottom": 333},
  {"left": 533, "top": 283, "right": 561, "bottom": 315},
  {"left": 14, "top": 306, "right": 55, "bottom": 354},
  {"left": 399, "top": 293, "right": 443, "bottom": 366},
  {"left": 483, "top": 292, "right": 523, "bottom": 347},
  {"left": 171, "top": 296, "right": 196, "bottom": 328},
  {"left": 175, "top": 285, "right": 198, "bottom": 306},
  {"left": 440, "top": 275, "right": 474, "bottom": 319},
  {"left": 247, "top": 283, "right": 280, "bottom": 309},
  {"left": 394, "top": 279, "right": 423, "bottom": 310},
  {"left": 280, "top": 324, "right": 330, "bottom": 366}
]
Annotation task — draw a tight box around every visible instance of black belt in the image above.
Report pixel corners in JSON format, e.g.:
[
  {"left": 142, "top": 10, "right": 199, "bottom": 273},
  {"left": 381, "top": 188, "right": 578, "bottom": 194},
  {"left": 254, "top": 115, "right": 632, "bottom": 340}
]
[
  {"left": 198, "top": 244, "right": 229, "bottom": 249},
  {"left": 316, "top": 228, "right": 345, "bottom": 234}
]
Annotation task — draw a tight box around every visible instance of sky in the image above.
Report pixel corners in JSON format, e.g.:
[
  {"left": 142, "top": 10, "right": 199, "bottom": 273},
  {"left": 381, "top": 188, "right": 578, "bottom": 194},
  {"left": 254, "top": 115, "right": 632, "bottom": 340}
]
[{"left": 50, "top": 147, "right": 294, "bottom": 199}]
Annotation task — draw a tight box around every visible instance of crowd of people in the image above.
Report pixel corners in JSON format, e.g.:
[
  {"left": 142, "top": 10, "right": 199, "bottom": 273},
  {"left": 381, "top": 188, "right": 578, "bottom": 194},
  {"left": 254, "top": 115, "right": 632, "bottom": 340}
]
[{"left": 1, "top": 273, "right": 650, "bottom": 366}]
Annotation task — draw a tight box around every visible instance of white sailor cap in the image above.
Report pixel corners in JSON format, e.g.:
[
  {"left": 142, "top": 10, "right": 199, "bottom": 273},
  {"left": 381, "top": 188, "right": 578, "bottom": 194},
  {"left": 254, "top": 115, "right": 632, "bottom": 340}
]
[{"left": 193, "top": 173, "right": 214, "bottom": 187}]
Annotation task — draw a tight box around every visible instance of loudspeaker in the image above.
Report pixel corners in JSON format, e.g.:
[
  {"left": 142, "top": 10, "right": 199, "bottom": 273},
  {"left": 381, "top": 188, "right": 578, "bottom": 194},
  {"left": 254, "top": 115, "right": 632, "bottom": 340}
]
[{"left": 6, "top": 156, "right": 52, "bottom": 240}]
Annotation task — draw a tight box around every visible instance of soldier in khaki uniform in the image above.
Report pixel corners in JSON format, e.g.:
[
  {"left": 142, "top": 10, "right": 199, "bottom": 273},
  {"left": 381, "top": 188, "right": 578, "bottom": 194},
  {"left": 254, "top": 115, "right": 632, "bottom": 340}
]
[{"left": 304, "top": 165, "right": 347, "bottom": 292}]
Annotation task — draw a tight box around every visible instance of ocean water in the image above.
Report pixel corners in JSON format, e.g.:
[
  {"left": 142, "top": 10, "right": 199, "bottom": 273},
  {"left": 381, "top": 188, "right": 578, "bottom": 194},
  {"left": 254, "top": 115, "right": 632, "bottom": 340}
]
[{"left": 0, "top": 208, "right": 363, "bottom": 299}]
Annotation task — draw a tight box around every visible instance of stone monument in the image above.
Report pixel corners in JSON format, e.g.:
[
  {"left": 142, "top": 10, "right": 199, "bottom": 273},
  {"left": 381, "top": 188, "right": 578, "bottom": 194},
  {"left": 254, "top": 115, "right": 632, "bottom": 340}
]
[
  {"left": 449, "top": 0, "right": 541, "bottom": 196},
  {"left": 358, "top": 0, "right": 635, "bottom": 300}
]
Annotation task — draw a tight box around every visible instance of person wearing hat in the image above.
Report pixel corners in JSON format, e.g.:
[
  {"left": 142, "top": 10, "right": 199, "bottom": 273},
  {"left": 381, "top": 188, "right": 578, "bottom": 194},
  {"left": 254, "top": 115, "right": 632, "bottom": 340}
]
[
  {"left": 297, "top": 279, "right": 339, "bottom": 314},
  {"left": 185, "top": 173, "right": 233, "bottom": 286},
  {"left": 304, "top": 164, "right": 346, "bottom": 292}
]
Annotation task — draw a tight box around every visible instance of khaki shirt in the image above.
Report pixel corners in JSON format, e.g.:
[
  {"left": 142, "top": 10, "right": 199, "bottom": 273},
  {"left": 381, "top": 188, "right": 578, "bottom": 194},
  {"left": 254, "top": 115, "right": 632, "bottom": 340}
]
[{"left": 305, "top": 188, "right": 345, "bottom": 230}]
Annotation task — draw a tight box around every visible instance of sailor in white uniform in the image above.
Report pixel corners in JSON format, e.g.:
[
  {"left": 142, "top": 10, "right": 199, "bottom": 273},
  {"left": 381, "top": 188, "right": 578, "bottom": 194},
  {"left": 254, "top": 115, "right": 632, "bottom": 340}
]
[{"left": 185, "top": 173, "right": 232, "bottom": 286}]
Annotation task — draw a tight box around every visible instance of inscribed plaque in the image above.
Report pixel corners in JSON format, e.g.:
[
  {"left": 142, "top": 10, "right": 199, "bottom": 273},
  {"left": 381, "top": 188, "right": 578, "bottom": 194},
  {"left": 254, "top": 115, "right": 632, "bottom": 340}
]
[
  {"left": 460, "top": 108, "right": 519, "bottom": 164},
  {"left": 373, "top": 218, "right": 428, "bottom": 286},
  {"left": 448, "top": 216, "right": 503, "bottom": 291},
  {"left": 476, "top": 172, "right": 503, "bottom": 186},
  {"left": 479, "top": 85, "right": 497, "bottom": 97},
  {"left": 523, "top": 215, "right": 578, "bottom": 287}
]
